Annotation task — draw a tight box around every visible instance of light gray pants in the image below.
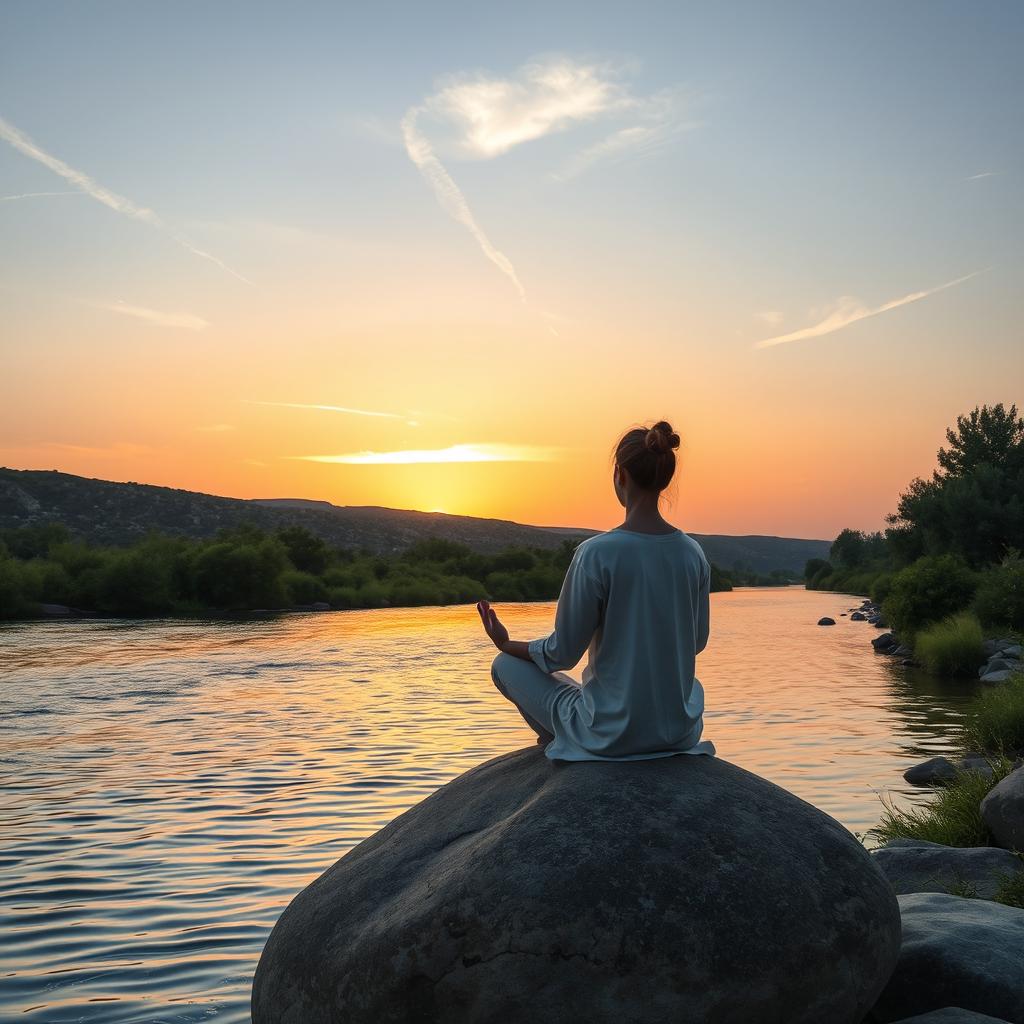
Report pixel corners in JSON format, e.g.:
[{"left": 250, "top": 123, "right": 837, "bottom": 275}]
[{"left": 490, "top": 651, "right": 581, "bottom": 745}]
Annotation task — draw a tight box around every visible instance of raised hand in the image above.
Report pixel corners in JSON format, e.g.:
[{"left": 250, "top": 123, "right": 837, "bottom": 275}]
[{"left": 476, "top": 599, "right": 510, "bottom": 652}]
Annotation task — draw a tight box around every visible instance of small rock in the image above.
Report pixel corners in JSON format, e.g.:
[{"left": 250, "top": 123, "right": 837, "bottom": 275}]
[
  {"left": 980, "top": 670, "right": 1013, "bottom": 685},
  {"left": 889, "top": 1008, "right": 1014, "bottom": 1023},
  {"left": 852, "top": 611, "right": 867, "bottom": 621},
  {"left": 904, "top": 757, "right": 960, "bottom": 785},
  {"left": 37, "top": 603, "right": 73, "bottom": 616},
  {"left": 980, "top": 659, "right": 1015, "bottom": 677},
  {"left": 873, "top": 632, "right": 898, "bottom": 651},
  {"left": 995, "top": 639, "right": 1018, "bottom": 652},
  {"left": 959, "top": 758, "right": 995, "bottom": 780},
  {"left": 1001, "top": 645, "right": 1022, "bottom": 660},
  {"left": 980, "top": 767, "right": 1024, "bottom": 851},
  {"left": 818, "top": 616, "right": 836, "bottom": 626},
  {"left": 870, "top": 839, "right": 1024, "bottom": 900},
  {"left": 870, "top": 893, "right": 1024, "bottom": 1023}
]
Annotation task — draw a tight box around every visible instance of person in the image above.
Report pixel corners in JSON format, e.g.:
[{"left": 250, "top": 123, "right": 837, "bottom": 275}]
[{"left": 477, "top": 419, "right": 715, "bottom": 762}]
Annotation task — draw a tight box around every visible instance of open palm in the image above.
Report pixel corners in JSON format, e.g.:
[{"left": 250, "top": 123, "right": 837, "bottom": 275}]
[{"left": 476, "top": 600, "right": 509, "bottom": 651}]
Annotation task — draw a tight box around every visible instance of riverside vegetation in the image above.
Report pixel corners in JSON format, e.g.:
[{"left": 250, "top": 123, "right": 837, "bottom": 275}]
[{"left": 0, "top": 523, "right": 771, "bottom": 621}]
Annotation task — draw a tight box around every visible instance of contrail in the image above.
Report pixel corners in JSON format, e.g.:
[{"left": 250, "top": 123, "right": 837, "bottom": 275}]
[
  {"left": 754, "top": 271, "right": 984, "bottom": 349},
  {"left": 246, "top": 400, "right": 408, "bottom": 420},
  {"left": 401, "top": 107, "right": 526, "bottom": 301},
  {"left": 0, "top": 115, "right": 252, "bottom": 284},
  {"left": 1, "top": 190, "right": 82, "bottom": 201}
]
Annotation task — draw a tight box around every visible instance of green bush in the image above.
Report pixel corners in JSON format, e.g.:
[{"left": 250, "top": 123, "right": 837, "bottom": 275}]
[
  {"left": 191, "top": 538, "right": 288, "bottom": 609},
  {"left": 327, "top": 585, "right": 359, "bottom": 608},
  {"left": 0, "top": 557, "right": 34, "bottom": 618},
  {"left": 882, "top": 554, "right": 978, "bottom": 638},
  {"left": 962, "top": 672, "right": 1024, "bottom": 754},
  {"left": 94, "top": 549, "right": 175, "bottom": 615},
  {"left": 973, "top": 563, "right": 1024, "bottom": 632},
  {"left": 914, "top": 612, "right": 985, "bottom": 676},
  {"left": 870, "top": 572, "right": 894, "bottom": 605},
  {"left": 356, "top": 581, "right": 389, "bottom": 608},
  {"left": 484, "top": 571, "right": 525, "bottom": 601},
  {"left": 870, "top": 757, "right": 1016, "bottom": 847},
  {"left": 282, "top": 569, "right": 328, "bottom": 605}
]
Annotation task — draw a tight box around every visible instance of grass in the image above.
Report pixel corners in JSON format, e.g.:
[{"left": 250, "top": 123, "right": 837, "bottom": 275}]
[
  {"left": 962, "top": 671, "right": 1024, "bottom": 754},
  {"left": 993, "top": 862, "right": 1024, "bottom": 908},
  {"left": 869, "top": 756, "right": 1016, "bottom": 848},
  {"left": 913, "top": 611, "right": 985, "bottom": 676}
]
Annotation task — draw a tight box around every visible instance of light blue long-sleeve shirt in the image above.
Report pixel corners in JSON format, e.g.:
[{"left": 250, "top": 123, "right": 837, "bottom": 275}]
[{"left": 527, "top": 527, "right": 716, "bottom": 761}]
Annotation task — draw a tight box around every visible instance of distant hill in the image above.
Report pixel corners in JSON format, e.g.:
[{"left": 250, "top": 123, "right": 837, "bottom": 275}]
[{"left": 0, "top": 468, "right": 830, "bottom": 573}]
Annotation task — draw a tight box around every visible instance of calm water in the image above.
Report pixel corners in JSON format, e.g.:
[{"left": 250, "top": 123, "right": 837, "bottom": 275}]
[{"left": 1, "top": 587, "right": 982, "bottom": 1022}]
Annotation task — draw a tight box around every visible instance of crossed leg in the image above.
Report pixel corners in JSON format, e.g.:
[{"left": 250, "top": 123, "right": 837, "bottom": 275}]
[{"left": 490, "top": 651, "right": 581, "bottom": 745}]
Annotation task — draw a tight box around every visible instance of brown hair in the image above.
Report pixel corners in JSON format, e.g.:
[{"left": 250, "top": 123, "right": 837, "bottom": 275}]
[{"left": 613, "top": 420, "right": 681, "bottom": 492}]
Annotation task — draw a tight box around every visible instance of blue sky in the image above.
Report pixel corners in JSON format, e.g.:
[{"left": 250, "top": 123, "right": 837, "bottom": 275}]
[{"left": 1, "top": 2, "right": 1021, "bottom": 536}]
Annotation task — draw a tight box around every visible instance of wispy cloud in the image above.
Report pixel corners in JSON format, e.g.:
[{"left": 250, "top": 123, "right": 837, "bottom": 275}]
[
  {"left": 402, "top": 56, "right": 690, "bottom": 297},
  {"left": 294, "top": 443, "right": 564, "bottom": 465},
  {"left": 402, "top": 108, "right": 526, "bottom": 300},
  {"left": 0, "top": 115, "right": 252, "bottom": 284},
  {"left": 757, "top": 310, "right": 784, "bottom": 326},
  {"left": 1, "top": 190, "right": 83, "bottom": 201},
  {"left": 101, "top": 301, "right": 209, "bottom": 331},
  {"left": 965, "top": 171, "right": 999, "bottom": 181},
  {"left": 754, "top": 271, "right": 984, "bottom": 350},
  {"left": 246, "top": 400, "right": 411, "bottom": 421}
]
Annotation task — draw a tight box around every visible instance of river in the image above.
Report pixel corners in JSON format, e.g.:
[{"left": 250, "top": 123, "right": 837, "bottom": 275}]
[{"left": 0, "top": 587, "right": 982, "bottom": 1022}]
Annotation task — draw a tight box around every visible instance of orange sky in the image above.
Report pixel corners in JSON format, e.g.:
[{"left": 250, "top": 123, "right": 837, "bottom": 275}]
[{"left": 2, "top": 11, "right": 1020, "bottom": 541}]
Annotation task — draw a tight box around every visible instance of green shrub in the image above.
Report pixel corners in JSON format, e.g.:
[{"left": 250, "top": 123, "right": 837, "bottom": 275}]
[
  {"left": 914, "top": 612, "right": 985, "bottom": 676},
  {"left": 191, "top": 538, "right": 288, "bottom": 609},
  {"left": 870, "top": 572, "right": 895, "bottom": 605},
  {"left": 484, "top": 571, "right": 525, "bottom": 601},
  {"left": 993, "top": 863, "right": 1024, "bottom": 908},
  {"left": 94, "top": 550, "right": 175, "bottom": 615},
  {"left": 356, "top": 581, "right": 389, "bottom": 608},
  {"left": 282, "top": 569, "right": 328, "bottom": 605},
  {"left": 882, "top": 554, "right": 978, "bottom": 638},
  {"left": 0, "top": 557, "right": 34, "bottom": 618},
  {"left": 870, "top": 757, "right": 1016, "bottom": 847},
  {"left": 962, "top": 672, "right": 1024, "bottom": 754},
  {"left": 973, "top": 563, "right": 1024, "bottom": 631},
  {"left": 327, "top": 585, "right": 359, "bottom": 609}
]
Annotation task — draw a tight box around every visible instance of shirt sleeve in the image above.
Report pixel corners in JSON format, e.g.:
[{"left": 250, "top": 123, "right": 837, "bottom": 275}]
[
  {"left": 527, "top": 547, "right": 604, "bottom": 674},
  {"left": 696, "top": 557, "right": 711, "bottom": 655}
]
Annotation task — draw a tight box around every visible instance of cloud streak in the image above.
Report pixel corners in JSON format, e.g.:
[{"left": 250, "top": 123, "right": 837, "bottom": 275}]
[
  {"left": 753, "top": 271, "right": 983, "bottom": 350},
  {"left": 247, "top": 400, "right": 410, "bottom": 421},
  {"left": 402, "top": 107, "right": 526, "bottom": 299},
  {"left": 402, "top": 57, "right": 689, "bottom": 298},
  {"left": 102, "top": 301, "right": 210, "bottom": 331},
  {"left": 0, "top": 115, "right": 251, "bottom": 284},
  {"left": 1, "top": 190, "right": 83, "bottom": 201},
  {"left": 294, "top": 443, "right": 563, "bottom": 465}
]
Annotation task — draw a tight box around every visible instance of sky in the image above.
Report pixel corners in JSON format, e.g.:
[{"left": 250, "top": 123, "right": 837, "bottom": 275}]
[{"left": 1, "top": 2, "right": 1021, "bottom": 540}]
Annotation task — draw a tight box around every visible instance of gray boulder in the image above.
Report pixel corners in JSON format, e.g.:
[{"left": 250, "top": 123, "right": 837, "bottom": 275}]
[
  {"left": 981, "top": 767, "right": 1024, "bottom": 851},
  {"left": 252, "top": 746, "right": 902, "bottom": 1024},
  {"left": 980, "top": 670, "right": 1013, "bottom": 685},
  {"left": 852, "top": 611, "right": 867, "bottom": 621},
  {"left": 870, "top": 893, "right": 1024, "bottom": 1023},
  {"left": 980, "top": 659, "right": 1016, "bottom": 678},
  {"left": 818, "top": 616, "right": 836, "bottom": 625},
  {"left": 890, "top": 1009, "right": 1012, "bottom": 1023},
  {"left": 870, "top": 839, "right": 1024, "bottom": 899},
  {"left": 904, "top": 757, "right": 960, "bottom": 786},
  {"left": 874, "top": 632, "right": 898, "bottom": 651},
  {"left": 1002, "top": 645, "right": 1021, "bottom": 659}
]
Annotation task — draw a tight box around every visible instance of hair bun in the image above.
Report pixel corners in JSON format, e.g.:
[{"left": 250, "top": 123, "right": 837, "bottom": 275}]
[{"left": 645, "top": 421, "right": 680, "bottom": 455}]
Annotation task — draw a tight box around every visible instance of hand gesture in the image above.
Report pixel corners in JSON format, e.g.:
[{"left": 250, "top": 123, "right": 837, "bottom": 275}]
[{"left": 476, "top": 599, "right": 509, "bottom": 652}]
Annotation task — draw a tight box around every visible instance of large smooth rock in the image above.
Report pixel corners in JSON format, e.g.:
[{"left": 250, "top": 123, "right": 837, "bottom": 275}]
[
  {"left": 871, "top": 839, "right": 1024, "bottom": 899},
  {"left": 981, "top": 767, "right": 1024, "bottom": 850},
  {"left": 904, "top": 757, "right": 960, "bottom": 786},
  {"left": 871, "top": 893, "right": 1024, "bottom": 1023},
  {"left": 252, "top": 746, "right": 902, "bottom": 1024},
  {"left": 891, "top": 1009, "right": 1011, "bottom": 1023}
]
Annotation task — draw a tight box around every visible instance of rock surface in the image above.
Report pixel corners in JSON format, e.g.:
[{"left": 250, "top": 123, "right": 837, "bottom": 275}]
[
  {"left": 870, "top": 839, "right": 1024, "bottom": 899},
  {"left": 870, "top": 893, "right": 1024, "bottom": 1023},
  {"left": 980, "top": 767, "right": 1024, "bottom": 851},
  {"left": 252, "top": 745, "right": 902, "bottom": 1024},
  {"left": 889, "top": 1009, "right": 1012, "bottom": 1023}
]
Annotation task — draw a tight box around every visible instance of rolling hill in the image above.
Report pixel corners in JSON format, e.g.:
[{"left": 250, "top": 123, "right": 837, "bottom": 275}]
[{"left": 0, "top": 468, "right": 830, "bottom": 573}]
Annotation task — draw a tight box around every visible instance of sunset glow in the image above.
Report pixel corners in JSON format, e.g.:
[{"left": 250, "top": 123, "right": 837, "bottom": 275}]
[{"left": 1, "top": 6, "right": 1020, "bottom": 539}]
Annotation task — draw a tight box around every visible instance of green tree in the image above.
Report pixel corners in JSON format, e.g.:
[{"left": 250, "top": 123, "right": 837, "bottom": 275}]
[{"left": 276, "top": 526, "right": 330, "bottom": 575}]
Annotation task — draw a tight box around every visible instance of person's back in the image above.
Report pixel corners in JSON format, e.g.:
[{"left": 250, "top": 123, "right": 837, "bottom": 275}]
[
  {"left": 482, "top": 419, "right": 716, "bottom": 762},
  {"left": 544, "top": 526, "right": 712, "bottom": 759}
]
